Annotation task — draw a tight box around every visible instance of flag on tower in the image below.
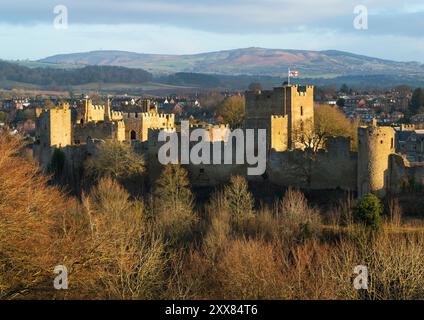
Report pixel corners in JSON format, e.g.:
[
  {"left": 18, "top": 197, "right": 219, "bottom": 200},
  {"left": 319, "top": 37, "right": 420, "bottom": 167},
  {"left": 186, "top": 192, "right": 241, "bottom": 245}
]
[
  {"left": 287, "top": 68, "right": 300, "bottom": 85},
  {"left": 289, "top": 70, "right": 300, "bottom": 77}
]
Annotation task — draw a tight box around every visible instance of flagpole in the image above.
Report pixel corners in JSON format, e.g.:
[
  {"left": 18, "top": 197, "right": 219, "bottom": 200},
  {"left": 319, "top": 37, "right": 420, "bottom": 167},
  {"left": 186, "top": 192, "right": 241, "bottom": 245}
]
[{"left": 288, "top": 68, "right": 291, "bottom": 86}]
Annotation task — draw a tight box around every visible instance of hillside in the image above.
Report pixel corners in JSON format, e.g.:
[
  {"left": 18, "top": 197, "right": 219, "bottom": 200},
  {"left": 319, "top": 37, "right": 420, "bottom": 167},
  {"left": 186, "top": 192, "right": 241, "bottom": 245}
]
[
  {"left": 3, "top": 48, "right": 424, "bottom": 92},
  {"left": 0, "top": 61, "right": 152, "bottom": 86},
  {"left": 39, "top": 47, "right": 424, "bottom": 79}
]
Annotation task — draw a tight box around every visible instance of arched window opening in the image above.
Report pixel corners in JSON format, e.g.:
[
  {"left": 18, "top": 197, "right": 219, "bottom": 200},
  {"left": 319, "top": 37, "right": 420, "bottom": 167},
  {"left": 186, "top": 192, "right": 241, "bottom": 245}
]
[{"left": 130, "top": 130, "right": 137, "bottom": 140}]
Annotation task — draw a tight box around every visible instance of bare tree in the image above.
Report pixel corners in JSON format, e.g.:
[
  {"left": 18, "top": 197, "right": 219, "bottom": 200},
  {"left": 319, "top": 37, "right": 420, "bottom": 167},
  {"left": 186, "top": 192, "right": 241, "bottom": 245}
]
[
  {"left": 84, "top": 139, "right": 145, "bottom": 182},
  {"left": 290, "top": 104, "right": 360, "bottom": 186},
  {"left": 218, "top": 96, "right": 245, "bottom": 129}
]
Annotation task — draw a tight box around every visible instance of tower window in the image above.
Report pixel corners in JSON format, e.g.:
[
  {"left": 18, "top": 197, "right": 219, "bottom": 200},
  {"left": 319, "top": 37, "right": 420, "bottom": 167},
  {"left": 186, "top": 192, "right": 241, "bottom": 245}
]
[
  {"left": 300, "top": 106, "right": 304, "bottom": 116},
  {"left": 130, "top": 130, "right": 137, "bottom": 140}
]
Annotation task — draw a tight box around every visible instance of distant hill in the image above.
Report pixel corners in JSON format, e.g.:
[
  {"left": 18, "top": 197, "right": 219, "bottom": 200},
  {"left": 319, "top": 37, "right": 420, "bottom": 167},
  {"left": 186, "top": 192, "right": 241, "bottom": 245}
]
[
  {"left": 0, "top": 60, "right": 152, "bottom": 86},
  {"left": 4, "top": 48, "right": 424, "bottom": 93},
  {"left": 39, "top": 47, "right": 424, "bottom": 79}
]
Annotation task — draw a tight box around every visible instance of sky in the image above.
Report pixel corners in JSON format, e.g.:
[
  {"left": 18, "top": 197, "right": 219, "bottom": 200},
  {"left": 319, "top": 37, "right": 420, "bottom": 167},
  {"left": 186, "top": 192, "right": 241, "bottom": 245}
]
[{"left": 0, "top": 0, "right": 424, "bottom": 62}]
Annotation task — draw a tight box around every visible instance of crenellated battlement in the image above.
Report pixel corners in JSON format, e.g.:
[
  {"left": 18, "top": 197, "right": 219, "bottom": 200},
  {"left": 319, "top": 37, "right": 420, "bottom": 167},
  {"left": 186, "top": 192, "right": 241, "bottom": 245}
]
[
  {"left": 293, "top": 84, "right": 313, "bottom": 96},
  {"left": 123, "top": 112, "right": 175, "bottom": 119},
  {"left": 400, "top": 124, "right": 416, "bottom": 131},
  {"left": 74, "top": 120, "right": 123, "bottom": 129},
  {"left": 271, "top": 115, "right": 288, "bottom": 120},
  {"left": 143, "top": 112, "right": 175, "bottom": 119},
  {"left": 189, "top": 124, "right": 230, "bottom": 130}
]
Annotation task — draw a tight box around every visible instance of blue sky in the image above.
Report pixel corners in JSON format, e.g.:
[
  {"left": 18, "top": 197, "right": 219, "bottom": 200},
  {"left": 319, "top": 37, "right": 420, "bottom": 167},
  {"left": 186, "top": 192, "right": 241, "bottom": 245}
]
[{"left": 1, "top": 0, "right": 424, "bottom": 62}]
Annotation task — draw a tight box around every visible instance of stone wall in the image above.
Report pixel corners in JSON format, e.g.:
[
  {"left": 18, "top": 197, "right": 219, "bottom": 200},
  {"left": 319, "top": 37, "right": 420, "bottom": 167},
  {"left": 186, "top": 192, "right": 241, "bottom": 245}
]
[
  {"left": 388, "top": 154, "right": 424, "bottom": 193},
  {"left": 73, "top": 121, "right": 125, "bottom": 144},
  {"left": 267, "top": 136, "right": 357, "bottom": 191}
]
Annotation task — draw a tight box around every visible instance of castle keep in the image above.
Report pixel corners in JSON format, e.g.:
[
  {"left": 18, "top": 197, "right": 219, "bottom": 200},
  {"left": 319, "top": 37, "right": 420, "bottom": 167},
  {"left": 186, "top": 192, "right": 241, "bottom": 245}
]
[{"left": 245, "top": 84, "right": 314, "bottom": 152}]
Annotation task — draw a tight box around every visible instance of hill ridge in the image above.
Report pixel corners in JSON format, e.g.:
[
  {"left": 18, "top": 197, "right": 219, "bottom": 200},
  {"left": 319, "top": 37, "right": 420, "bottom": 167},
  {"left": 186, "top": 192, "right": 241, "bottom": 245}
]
[{"left": 38, "top": 48, "right": 423, "bottom": 78}]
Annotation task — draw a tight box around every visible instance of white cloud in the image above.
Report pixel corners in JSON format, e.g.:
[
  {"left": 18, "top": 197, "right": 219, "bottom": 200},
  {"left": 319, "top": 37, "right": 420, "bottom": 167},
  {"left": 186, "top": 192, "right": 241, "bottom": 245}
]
[{"left": 0, "top": 0, "right": 423, "bottom": 61}]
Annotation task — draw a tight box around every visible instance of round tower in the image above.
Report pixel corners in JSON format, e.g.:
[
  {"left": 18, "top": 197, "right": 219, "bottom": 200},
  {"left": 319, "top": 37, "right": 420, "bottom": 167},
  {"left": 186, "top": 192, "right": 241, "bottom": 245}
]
[{"left": 357, "top": 120, "right": 395, "bottom": 197}]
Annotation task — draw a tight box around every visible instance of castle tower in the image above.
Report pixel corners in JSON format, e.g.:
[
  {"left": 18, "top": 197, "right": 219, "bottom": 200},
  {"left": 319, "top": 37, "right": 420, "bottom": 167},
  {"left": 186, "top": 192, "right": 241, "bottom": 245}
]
[
  {"left": 105, "top": 96, "right": 112, "bottom": 121},
  {"left": 81, "top": 98, "right": 105, "bottom": 123},
  {"left": 141, "top": 99, "right": 152, "bottom": 113},
  {"left": 83, "top": 98, "right": 88, "bottom": 123},
  {"left": 286, "top": 85, "right": 314, "bottom": 149},
  {"left": 83, "top": 98, "right": 90, "bottom": 123},
  {"left": 36, "top": 103, "right": 72, "bottom": 148},
  {"left": 245, "top": 84, "right": 314, "bottom": 151},
  {"left": 357, "top": 120, "right": 395, "bottom": 197}
]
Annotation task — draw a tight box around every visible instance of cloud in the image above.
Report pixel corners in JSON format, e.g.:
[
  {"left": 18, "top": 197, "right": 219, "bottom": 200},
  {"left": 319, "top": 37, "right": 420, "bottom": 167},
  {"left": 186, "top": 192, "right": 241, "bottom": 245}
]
[
  {"left": 0, "top": 0, "right": 423, "bottom": 62},
  {"left": 1, "top": 0, "right": 423, "bottom": 36},
  {"left": 1, "top": 22, "right": 424, "bottom": 63}
]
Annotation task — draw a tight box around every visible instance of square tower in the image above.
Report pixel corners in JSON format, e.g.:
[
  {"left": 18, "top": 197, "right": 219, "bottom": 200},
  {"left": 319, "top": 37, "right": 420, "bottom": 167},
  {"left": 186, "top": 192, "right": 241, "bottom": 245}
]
[
  {"left": 36, "top": 104, "right": 72, "bottom": 148},
  {"left": 245, "top": 84, "right": 314, "bottom": 151}
]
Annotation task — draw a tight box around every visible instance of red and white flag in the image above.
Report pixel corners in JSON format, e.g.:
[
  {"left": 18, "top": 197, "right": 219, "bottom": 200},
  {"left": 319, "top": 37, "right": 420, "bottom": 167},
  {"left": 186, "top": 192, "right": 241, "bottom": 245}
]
[{"left": 289, "top": 70, "right": 300, "bottom": 77}]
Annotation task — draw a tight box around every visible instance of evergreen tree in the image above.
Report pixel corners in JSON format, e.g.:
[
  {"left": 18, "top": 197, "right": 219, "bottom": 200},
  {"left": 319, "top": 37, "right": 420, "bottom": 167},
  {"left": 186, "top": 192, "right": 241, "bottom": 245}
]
[
  {"left": 410, "top": 88, "right": 424, "bottom": 115},
  {"left": 355, "top": 193, "right": 383, "bottom": 231}
]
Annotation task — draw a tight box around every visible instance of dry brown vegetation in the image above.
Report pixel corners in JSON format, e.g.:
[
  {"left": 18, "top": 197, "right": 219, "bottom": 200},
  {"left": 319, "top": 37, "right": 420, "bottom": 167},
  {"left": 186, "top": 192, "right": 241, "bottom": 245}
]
[
  {"left": 0, "top": 134, "right": 66, "bottom": 299},
  {"left": 2, "top": 134, "right": 424, "bottom": 300}
]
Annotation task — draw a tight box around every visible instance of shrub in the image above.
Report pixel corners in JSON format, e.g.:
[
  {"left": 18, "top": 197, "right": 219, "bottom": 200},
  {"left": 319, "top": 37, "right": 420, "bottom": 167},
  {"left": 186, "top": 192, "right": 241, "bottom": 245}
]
[
  {"left": 355, "top": 193, "right": 383, "bottom": 231},
  {"left": 223, "top": 176, "right": 255, "bottom": 233},
  {"left": 328, "top": 231, "right": 424, "bottom": 300},
  {"left": 78, "top": 178, "right": 166, "bottom": 299},
  {"left": 366, "top": 232, "right": 424, "bottom": 300},
  {"left": 215, "top": 239, "right": 285, "bottom": 299},
  {"left": 278, "top": 188, "right": 321, "bottom": 242},
  {"left": 203, "top": 192, "right": 231, "bottom": 260},
  {"left": 153, "top": 164, "right": 197, "bottom": 246}
]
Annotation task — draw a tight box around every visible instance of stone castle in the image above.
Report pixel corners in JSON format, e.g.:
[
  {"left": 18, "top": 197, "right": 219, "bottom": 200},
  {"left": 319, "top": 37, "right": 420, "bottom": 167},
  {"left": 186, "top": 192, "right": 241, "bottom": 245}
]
[{"left": 33, "top": 84, "right": 424, "bottom": 197}]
